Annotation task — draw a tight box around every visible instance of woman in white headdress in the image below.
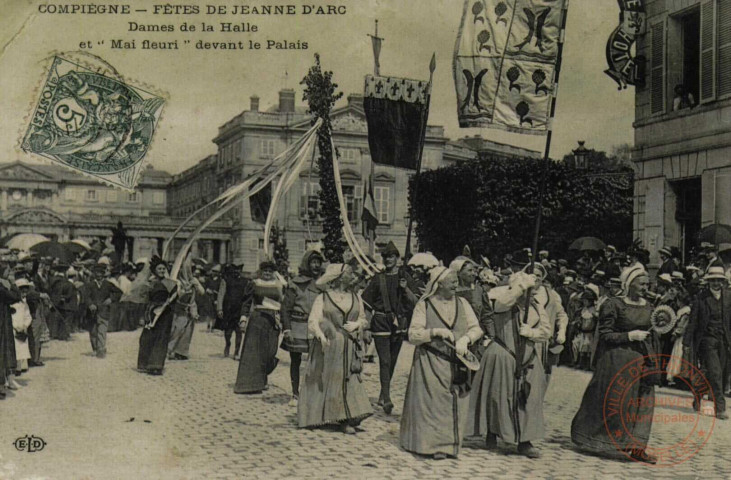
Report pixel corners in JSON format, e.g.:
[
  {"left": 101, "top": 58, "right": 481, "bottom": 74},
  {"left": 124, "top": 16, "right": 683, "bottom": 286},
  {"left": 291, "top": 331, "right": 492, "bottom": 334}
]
[
  {"left": 400, "top": 266, "right": 483, "bottom": 459},
  {"left": 298, "top": 264, "right": 372, "bottom": 433},
  {"left": 571, "top": 265, "right": 658, "bottom": 464}
]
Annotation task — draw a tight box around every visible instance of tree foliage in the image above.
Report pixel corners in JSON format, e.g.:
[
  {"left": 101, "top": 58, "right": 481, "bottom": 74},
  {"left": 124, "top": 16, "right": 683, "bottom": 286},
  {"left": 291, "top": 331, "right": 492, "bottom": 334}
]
[
  {"left": 410, "top": 156, "right": 634, "bottom": 263},
  {"left": 301, "top": 54, "right": 345, "bottom": 262}
]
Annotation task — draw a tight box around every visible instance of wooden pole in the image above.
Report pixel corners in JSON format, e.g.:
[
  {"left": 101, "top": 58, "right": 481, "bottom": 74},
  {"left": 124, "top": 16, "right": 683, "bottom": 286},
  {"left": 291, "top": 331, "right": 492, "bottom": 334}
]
[
  {"left": 514, "top": 1, "right": 570, "bottom": 445},
  {"left": 404, "top": 53, "right": 436, "bottom": 259},
  {"left": 368, "top": 158, "right": 376, "bottom": 257}
]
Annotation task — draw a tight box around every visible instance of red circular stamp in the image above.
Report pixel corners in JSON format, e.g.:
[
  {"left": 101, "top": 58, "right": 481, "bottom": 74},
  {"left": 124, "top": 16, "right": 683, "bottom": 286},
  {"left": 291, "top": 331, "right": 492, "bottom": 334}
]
[{"left": 602, "top": 354, "right": 715, "bottom": 467}]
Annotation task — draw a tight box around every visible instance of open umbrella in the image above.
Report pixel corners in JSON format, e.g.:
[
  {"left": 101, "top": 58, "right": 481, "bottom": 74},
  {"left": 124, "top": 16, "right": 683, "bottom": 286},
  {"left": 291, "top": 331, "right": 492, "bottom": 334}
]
[
  {"left": 63, "top": 241, "right": 88, "bottom": 255},
  {"left": 698, "top": 223, "right": 731, "bottom": 246},
  {"left": 30, "top": 241, "right": 76, "bottom": 264},
  {"left": 5, "top": 233, "right": 50, "bottom": 251},
  {"left": 569, "top": 236, "right": 606, "bottom": 251}
]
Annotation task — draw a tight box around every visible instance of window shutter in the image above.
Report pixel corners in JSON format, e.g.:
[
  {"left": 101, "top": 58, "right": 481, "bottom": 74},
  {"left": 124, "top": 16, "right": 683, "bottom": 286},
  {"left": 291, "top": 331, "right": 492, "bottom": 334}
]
[
  {"left": 718, "top": 0, "right": 731, "bottom": 98},
  {"left": 700, "top": 0, "right": 717, "bottom": 103},
  {"left": 650, "top": 19, "right": 667, "bottom": 114}
]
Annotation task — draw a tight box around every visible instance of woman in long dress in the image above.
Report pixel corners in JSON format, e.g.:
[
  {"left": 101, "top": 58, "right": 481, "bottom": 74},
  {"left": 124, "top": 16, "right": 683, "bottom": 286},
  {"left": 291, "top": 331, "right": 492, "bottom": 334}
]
[
  {"left": 298, "top": 263, "right": 372, "bottom": 433},
  {"left": 167, "top": 265, "right": 203, "bottom": 360},
  {"left": 467, "top": 271, "right": 551, "bottom": 459},
  {"left": 400, "top": 266, "right": 483, "bottom": 459},
  {"left": 571, "top": 266, "right": 658, "bottom": 464},
  {"left": 234, "top": 261, "right": 285, "bottom": 394},
  {"left": 11, "top": 279, "right": 33, "bottom": 375},
  {"left": 137, "top": 258, "right": 177, "bottom": 376}
]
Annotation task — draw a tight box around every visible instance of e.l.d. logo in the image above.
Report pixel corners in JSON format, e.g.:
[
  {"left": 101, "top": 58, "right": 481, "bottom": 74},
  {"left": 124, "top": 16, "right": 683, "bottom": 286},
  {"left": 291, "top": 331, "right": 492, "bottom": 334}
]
[{"left": 13, "top": 435, "right": 46, "bottom": 453}]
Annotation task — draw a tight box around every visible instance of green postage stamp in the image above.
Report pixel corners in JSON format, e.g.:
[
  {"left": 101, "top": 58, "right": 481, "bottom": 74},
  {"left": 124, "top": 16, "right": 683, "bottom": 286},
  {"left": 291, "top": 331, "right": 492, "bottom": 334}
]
[{"left": 21, "top": 55, "right": 164, "bottom": 190}]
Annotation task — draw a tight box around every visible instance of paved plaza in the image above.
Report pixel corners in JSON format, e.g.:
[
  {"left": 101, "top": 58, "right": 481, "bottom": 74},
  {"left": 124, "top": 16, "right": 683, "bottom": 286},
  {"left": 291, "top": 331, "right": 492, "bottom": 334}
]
[{"left": 1, "top": 327, "right": 729, "bottom": 479}]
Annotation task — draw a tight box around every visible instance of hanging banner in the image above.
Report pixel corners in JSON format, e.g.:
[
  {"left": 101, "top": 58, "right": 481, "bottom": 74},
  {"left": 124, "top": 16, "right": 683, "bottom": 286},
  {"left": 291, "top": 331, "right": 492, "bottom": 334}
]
[
  {"left": 363, "top": 74, "right": 430, "bottom": 170},
  {"left": 453, "top": 0, "right": 568, "bottom": 134},
  {"left": 604, "top": 0, "right": 646, "bottom": 89}
]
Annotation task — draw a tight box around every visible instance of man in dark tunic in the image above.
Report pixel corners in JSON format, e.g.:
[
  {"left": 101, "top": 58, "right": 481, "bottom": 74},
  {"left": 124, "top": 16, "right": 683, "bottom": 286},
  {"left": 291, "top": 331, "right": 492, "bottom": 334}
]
[
  {"left": 281, "top": 250, "right": 323, "bottom": 405},
  {"left": 361, "top": 241, "right": 417, "bottom": 414},
  {"left": 216, "top": 264, "right": 253, "bottom": 359},
  {"left": 684, "top": 265, "right": 731, "bottom": 420}
]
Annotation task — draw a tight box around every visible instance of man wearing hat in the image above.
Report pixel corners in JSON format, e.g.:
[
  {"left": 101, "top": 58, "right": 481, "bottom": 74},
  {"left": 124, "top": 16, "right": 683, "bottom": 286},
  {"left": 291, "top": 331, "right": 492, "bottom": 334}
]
[
  {"left": 362, "top": 241, "right": 417, "bottom": 415},
  {"left": 657, "top": 247, "right": 677, "bottom": 277},
  {"left": 47, "top": 263, "right": 77, "bottom": 340},
  {"left": 81, "top": 264, "right": 116, "bottom": 358},
  {"left": 683, "top": 265, "right": 731, "bottom": 419}
]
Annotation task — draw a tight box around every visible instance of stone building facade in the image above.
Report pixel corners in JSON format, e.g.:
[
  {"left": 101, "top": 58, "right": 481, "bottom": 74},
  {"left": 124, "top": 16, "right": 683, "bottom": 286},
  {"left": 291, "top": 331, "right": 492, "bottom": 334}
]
[
  {"left": 633, "top": 0, "right": 731, "bottom": 263},
  {"left": 193, "top": 89, "right": 480, "bottom": 270},
  {"left": 0, "top": 162, "right": 231, "bottom": 262}
]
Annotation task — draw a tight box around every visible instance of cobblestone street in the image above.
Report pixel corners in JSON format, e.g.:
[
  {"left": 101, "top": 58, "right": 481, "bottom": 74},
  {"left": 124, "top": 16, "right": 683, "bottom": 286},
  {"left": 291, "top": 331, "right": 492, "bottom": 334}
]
[{"left": 1, "top": 327, "right": 728, "bottom": 479}]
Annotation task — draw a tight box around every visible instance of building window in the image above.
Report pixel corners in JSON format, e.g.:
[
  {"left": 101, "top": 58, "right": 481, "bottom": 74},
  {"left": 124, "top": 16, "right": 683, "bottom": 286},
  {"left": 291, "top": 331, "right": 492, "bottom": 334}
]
[
  {"left": 258, "top": 238, "right": 265, "bottom": 249},
  {"left": 342, "top": 184, "right": 363, "bottom": 223},
  {"left": 127, "top": 192, "right": 138, "bottom": 203},
  {"left": 86, "top": 190, "right": 97, "bottom": 202},
  {"left": 64, "top": 189, "right": 75, "bottom": 201},
  {"left": 106, "top": 190, "right": 117, "bottom": 202},
  {"left": 300, "top": 181, "right": 321, "bottom": 221},
  {"left": 261, "top": 139, "right": 276, "bottom": 159},
  {"left": 153, "top": 191, "right": 164, "bottom": 205},
  {"left": 374, "top": 185, "right": 391, "bottom": 223},
  {"left": 674, "top": 8, "right": 701, "bottom": 110},
  {"left": 339, "top": 147, "right": 358, "bottom": 164}
]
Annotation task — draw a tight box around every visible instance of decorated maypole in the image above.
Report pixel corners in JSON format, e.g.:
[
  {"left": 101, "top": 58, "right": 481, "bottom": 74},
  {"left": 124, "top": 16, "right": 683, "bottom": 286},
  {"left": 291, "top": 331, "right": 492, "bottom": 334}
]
[{"left": 301, "top": 54, "right": 345, "bottom": 262}]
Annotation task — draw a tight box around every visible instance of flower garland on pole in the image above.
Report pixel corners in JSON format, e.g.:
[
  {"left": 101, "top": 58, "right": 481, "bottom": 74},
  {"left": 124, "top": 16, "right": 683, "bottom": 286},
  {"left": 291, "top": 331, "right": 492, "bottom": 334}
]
[{"left": 301, "top": 54, "right": 345, "bottom": 262}]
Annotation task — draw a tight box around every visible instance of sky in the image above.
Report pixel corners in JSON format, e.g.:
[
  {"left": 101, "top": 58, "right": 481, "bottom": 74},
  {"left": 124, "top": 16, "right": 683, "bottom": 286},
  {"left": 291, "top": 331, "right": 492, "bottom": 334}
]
[{"left": 0, "top": 0, "right": 634, "bottom": 175}]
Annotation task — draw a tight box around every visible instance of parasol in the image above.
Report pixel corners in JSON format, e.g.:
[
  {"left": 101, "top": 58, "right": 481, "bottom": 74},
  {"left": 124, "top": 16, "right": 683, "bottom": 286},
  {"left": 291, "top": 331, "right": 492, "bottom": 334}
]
[
  {"left": 407, "top": 252, "right": 440, "bottom": 269},
  {"left": 64, "top": 241, "right": 90, "bottom": 255},
  {"left": 30, "top": 241, "right": 76, "bottom": 264},
  {"left": 5, "top": 233, "right": 50, "bottom": 251},
  {"left": 698, "top": 223, "right": 731, "bottom": 246},
  {"left": 569, "top": 236, "right": 606, "bottom": 251}
]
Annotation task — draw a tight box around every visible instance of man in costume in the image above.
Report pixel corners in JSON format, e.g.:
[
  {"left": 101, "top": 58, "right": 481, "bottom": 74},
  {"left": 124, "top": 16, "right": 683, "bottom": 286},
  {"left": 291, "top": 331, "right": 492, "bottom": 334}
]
[
  {"left": 216, "top": 264, "right": 253, "bottom": 359},
  {"left": 362, "top": 241, "right": 418, "bottom": 414},
  {"left": 281, "top": 250, "right": 324, "bottom": 406}
]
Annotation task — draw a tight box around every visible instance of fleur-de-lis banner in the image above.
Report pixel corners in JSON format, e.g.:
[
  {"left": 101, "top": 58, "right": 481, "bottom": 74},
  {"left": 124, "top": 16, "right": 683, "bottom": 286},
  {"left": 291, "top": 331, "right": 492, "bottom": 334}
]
[
  {"left": 363, "top": 74, "right": 431, "bottom": 170},
  {"left": 454, "top": 0, "right": 568, "bottom": 134}
]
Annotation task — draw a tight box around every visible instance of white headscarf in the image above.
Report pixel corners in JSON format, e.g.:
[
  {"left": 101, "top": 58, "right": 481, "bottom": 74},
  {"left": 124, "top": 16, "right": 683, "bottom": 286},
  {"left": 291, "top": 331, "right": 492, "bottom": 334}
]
[
  {"left": 620, "top": 265, "right": 647, "bottom": 297},
  {"left": 419, "top": 266, "right": 452, "bottom": 303},
  {"left": 315, "top": 263, "right": 347, "bottom": 288}
]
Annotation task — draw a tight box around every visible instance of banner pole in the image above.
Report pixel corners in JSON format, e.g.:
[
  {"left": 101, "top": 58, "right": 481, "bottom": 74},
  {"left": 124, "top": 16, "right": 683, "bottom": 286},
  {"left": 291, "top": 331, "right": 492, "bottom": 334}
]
[
  {"left": 405, "top": 53, "right": 436, "bottom": 259},
  {"left": 369, "top": 158, "right": 376, "bottom": 257},
  {"left": 514, "top": 1, "right": 570, "bottom": 446}
]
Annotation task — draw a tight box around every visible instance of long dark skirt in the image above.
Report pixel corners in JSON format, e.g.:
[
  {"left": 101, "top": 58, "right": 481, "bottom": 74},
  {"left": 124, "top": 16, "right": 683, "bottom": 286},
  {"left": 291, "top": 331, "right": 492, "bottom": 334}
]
[
  {"left": 120, "top": 302, "right": 144, "bottom": 331},
  {"left": 234, "top": 311, "right": 279, "bottom": 393},
  {"left": 137, "top": 311, "right": 174, "bottom": 373},
  {"left": 571, "top": 347, "right": 654, "bottom": 453}
]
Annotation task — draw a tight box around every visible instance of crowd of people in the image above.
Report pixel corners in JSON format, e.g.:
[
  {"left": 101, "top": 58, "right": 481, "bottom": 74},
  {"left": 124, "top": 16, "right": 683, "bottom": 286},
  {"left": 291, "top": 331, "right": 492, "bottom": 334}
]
[{"left": 1, "top": 236, "right": 729, "bottom": 465}]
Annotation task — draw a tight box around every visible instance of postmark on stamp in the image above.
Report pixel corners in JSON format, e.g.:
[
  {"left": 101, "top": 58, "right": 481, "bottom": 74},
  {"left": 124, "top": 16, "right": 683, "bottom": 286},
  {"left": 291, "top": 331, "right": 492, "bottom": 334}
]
[
  {"left": 21, "top": 55, "right": 164, "bottom": 190},
  {"left": 603, "top": 354, "right": 715, "bottom": 467}
]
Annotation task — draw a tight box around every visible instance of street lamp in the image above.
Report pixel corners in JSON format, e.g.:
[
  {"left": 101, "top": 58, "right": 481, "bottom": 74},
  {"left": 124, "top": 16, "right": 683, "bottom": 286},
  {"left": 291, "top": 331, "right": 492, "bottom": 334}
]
[
  {"left": 573, "top": 141, "right": 589, "bottom": 169},
  {"left": 572, "top": 140, "right": 589, "bottom": 169}
]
